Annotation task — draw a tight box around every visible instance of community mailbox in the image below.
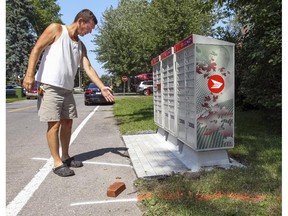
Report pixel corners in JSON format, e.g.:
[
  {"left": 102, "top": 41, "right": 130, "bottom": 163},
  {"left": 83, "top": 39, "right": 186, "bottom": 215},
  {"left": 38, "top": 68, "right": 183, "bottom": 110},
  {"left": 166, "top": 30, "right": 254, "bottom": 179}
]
[{"left": 152, "top": 34, "right": 235, "bottom": 158}]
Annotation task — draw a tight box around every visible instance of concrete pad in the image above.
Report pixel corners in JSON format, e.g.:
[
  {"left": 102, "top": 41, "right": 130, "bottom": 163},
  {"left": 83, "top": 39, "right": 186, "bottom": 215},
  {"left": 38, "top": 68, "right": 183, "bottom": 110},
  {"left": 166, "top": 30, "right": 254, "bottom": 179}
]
[{"left": 122, "top": 134, "right": 189, "bottom": 178}]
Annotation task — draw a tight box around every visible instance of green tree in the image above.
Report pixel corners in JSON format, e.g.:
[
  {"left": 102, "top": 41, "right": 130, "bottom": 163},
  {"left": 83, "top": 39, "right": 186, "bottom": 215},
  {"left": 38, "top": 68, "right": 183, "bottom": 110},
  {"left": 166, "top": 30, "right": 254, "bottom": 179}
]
[
  {"left": 30, "top": 0, "right": 62, "bottom": 36},
  {"left": 236, "top": 0, "right": 281, "bottom": 112},
  {"left": 94, "top": 0, "right": 150, "bottom": 92},
  {"left": 212, "top": 0, "right": 282, "bottom": 112},
  {"left": 94, "top": 0, "right": 216, "bottom": 92},
  {"left": 148, "top": 0, "right": 216, "bottom": 54},
  {"left": 100, "top": 74, "right": 113, "bottom": 87},
  {"left": 6, "top": 0, "right": 62, "bottom": 83},
  {"left": 6, "top": 0, "right": 35, "bottom": 82}
]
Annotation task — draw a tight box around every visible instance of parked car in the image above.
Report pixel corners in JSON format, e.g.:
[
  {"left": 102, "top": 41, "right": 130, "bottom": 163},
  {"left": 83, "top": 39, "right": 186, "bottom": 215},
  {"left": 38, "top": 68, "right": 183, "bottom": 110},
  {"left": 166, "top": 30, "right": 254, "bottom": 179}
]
[
  {"left": 6, "top": 84, "right": 26, "bottom": 97},
  {"left": 26, "top": 83, "right": 38, "bottom": 99},
  {"left": 6, "top": 84, "right": 18, "bottom": 97},
  {"left": 136, "top": 80, "right": 153, "bottom": 96},
  {"left": 73, "top": 86, "right": 84, "bottom": 94},
  {"left": 84, "top": 83, "right": 114, "bottom": 105}
]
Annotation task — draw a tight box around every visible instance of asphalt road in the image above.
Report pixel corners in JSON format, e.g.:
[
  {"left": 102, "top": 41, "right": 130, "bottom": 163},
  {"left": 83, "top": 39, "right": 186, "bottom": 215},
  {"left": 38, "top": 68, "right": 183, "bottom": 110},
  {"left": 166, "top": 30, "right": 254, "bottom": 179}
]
[{"left": 6, "top": 94, "right": 143, "bottom": 216}]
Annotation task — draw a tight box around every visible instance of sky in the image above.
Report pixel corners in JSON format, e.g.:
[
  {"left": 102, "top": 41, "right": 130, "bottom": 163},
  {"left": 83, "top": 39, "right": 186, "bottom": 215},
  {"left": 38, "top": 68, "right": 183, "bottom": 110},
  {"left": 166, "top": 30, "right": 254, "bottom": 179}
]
[{"left": 57, "top": 0, "right": 119, "bottom": 77}]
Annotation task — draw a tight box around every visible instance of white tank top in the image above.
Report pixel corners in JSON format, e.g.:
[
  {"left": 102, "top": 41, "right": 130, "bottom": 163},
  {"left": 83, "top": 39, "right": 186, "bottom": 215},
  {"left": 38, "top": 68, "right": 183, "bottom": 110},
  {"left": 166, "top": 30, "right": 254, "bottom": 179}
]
[{"left": 36, "top": 25, "right": 82, "bottom": 90}]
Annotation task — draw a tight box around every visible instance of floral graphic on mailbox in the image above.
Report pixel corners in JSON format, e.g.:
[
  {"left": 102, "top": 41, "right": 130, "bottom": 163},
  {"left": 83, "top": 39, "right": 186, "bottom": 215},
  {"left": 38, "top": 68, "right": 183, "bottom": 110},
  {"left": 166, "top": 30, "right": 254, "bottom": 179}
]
[{"left": 195, "top": 44, "right": 234, "bottom": 150}]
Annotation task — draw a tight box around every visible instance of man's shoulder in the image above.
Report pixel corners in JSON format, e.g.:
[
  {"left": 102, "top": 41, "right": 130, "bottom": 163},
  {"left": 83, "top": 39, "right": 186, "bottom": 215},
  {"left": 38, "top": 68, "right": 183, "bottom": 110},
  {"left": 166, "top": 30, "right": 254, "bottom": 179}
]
[
  {"left": 42, "top": 23, "right": 63, "bottom": 38},
  {"left": 38, "top": 23, "right": 64, "bottom": 44},
  {"left": 47, "top": 23, "right": 63, "bottom": 31}
]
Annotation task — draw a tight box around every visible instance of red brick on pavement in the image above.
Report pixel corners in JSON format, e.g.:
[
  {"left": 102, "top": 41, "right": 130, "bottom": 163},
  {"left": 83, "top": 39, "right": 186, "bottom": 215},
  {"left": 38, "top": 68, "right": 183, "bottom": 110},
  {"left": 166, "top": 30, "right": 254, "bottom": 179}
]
[{"left": 107, "top": 182, "right": 126, "bottom": 197}]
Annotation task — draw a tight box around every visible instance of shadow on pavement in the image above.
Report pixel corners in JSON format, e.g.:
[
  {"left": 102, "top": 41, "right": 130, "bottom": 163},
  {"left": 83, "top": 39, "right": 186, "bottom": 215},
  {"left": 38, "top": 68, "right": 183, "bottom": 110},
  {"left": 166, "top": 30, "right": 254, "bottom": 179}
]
[{"left": 73, "top": 147, "right": 130, "bottom": 161}]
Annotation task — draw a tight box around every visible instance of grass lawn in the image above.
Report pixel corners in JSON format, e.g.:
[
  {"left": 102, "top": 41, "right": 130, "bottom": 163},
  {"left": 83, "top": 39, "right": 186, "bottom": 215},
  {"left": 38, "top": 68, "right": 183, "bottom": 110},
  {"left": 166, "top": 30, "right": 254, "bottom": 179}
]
[
  {"left": 113, "top": 96, "right": 158, "bottom": 134},
  {"left": 113, "top": 96, "right": 282, "bottom": 216},
  {"left": 6, "top": 97, "right": 26, "bottom": 103}
]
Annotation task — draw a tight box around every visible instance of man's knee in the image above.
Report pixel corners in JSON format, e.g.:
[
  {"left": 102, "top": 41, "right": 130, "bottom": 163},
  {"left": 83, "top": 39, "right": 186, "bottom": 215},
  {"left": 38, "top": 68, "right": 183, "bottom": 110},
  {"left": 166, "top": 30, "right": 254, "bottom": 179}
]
[{"left": 47, "top": 121, "right": 61, "bottom": 134}]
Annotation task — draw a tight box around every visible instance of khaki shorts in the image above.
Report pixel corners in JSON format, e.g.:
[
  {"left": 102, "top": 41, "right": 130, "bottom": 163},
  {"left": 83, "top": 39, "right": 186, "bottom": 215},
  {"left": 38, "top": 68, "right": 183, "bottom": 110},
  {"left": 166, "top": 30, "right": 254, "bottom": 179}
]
[{"left": 37, "top": 84, "right": 78, "bottom": 122}]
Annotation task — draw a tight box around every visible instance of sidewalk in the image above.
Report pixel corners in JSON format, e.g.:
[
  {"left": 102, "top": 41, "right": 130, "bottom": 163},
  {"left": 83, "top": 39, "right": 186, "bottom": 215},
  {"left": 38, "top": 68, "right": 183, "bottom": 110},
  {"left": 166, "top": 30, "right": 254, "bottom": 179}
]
[{"left": 123, "top": 133, "right": 189, "bottom": 178}]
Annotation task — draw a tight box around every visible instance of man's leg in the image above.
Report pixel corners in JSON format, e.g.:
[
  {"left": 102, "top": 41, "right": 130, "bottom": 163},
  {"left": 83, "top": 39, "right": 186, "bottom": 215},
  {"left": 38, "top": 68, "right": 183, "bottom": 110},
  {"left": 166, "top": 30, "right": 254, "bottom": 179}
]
[
  {"left": 47, "top": 121, "right": 63, "bottom": 168},
  {"left": 60, "top": 119, "right": 83, "bottom": 168},
  {"left": 59, "top": 119, "right": 73, "bottom": 161}
]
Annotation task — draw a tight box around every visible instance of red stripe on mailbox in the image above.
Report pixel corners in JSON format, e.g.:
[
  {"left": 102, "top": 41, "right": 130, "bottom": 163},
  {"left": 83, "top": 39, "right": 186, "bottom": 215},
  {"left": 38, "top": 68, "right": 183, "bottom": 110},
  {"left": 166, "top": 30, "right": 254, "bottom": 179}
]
[
  {"left": 151, "top": 56, "right": 160, "bottom": 65},
  {"left": 174, "top": 35, "right": 193, "bottom": 53},
  {"left": 160, "top": 47, "right": 173, "bottom": 60}
]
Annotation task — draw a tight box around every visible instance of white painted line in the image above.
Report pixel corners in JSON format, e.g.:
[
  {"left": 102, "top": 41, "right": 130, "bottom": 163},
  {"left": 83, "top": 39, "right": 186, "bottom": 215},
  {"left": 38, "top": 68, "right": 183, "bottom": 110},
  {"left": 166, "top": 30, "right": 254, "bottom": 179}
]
[
  {"left": 70, "top": 106, "right": 100, "bottom": 144},
  {"left": 31, "top": 157, "right": 49, "bottom": 161},
  {"left": 6, "top": 158, "right": 54, "bottom": 216},
  {"left": 70, "top": 198, "right": 138, "bottom": 206},
  {"left": 6, "top": 106, "right": 100, "bottom": 216},
  {"left": 83, "top": 161, "right": 133, "bottom": 168}
]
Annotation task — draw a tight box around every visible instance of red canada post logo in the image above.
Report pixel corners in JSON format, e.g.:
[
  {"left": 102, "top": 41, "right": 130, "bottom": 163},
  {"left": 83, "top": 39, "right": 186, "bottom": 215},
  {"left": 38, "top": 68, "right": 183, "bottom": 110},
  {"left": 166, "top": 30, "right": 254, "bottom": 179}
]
[{"left": 208, "top": 75, "right": 225, "bottom": 94}]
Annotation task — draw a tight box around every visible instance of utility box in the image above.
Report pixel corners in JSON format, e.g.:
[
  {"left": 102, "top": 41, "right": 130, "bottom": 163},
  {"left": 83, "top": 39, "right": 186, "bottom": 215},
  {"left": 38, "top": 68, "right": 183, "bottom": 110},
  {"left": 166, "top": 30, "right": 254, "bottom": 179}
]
[{"left": 153, "top": 34, "right": 235, "bottom": 151}]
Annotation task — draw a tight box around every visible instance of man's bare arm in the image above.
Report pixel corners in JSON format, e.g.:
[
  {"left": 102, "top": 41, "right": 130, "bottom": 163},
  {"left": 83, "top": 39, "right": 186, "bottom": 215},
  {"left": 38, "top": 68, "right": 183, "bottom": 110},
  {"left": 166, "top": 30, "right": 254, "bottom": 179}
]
[
  {"left": 81, "top": 43, "right": 114, "bottom": 102},
  {"left": 23, "top": 23, "right": 62, "bottom": 91}
]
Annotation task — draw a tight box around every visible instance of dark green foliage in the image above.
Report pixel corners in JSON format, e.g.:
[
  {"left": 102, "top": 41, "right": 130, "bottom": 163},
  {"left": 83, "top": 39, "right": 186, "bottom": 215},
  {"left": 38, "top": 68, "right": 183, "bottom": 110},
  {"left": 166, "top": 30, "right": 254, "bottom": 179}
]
[
  {"left": 148, "top": 0, "right": 216, "bottom": 54},
  {"left": 30, "top": 0, "right": 62, "bottom": 36},
  {"left": 236, "top": 0, "right": 281, "bottom": 112},
  {"left": 6, "top": 0, "right": 62, "bottom": 83},
  {"left": 213, "top": 0, "right": 282, "bottom": 112},
  {"left": 6, "top": 0, "right": 35, "bottom": 80}
]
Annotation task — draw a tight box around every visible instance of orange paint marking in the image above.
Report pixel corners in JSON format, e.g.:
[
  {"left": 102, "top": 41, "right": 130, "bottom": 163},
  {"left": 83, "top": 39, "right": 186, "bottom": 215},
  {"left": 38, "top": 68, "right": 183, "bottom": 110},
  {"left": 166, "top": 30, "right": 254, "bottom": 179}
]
[{"left": 137, "top": 191, "right": 268, "bottom": 202}]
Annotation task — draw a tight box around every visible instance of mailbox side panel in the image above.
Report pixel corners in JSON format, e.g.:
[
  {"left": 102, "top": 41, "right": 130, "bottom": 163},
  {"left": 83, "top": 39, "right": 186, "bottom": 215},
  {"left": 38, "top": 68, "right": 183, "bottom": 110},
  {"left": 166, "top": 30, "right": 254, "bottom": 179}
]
[
  {"left": 152, "top": 59, "right": 162, "bottom": 127},
  {"left": 195, "top": 44, "right": 234, "bottom": 150}
]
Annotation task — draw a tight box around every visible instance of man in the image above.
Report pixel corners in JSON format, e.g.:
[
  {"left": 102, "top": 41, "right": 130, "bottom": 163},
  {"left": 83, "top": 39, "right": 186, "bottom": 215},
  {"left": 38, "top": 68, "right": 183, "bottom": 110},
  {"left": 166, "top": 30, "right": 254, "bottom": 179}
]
[{"left": 23, "top": 9, "right": 114, "bottom": 177}]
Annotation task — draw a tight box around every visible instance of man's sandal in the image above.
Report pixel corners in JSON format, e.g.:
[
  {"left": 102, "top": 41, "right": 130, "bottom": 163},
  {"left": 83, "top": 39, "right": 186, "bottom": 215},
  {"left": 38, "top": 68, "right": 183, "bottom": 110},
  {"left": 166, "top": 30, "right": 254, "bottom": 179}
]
[
  {"left": 52, "top": 164, "right": 75, "bottom": 177},
  {"left": 62, "top": 157, "right": 83, "bottom": 168}
]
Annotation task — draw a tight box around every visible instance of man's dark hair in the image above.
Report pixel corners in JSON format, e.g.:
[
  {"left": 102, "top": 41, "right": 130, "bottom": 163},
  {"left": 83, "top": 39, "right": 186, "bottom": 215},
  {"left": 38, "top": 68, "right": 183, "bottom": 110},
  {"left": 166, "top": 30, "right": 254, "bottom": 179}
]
[{"left": 74, "top": 9, "right": 97, "bottom": 25}]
